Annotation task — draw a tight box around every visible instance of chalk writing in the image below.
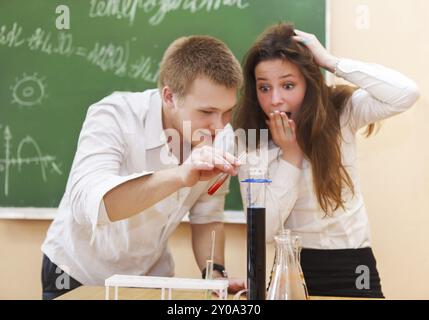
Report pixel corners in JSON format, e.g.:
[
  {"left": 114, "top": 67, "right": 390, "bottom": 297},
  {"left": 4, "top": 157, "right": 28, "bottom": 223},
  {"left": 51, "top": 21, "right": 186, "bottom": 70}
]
[
  {"left": 87, "top": 41, "right": 130, "bottom": 77},
  {"left": 88, "top": 0, "right": 250, "bottom": 26},
  {"left": 128, "top": 55, "right": 160, "bottom": 83},
  {"left": 0, "top": 22, "right": 25, "bottom": 47},
  {"left": 0, "top": 22, "right": 160, "bottom": 82}
]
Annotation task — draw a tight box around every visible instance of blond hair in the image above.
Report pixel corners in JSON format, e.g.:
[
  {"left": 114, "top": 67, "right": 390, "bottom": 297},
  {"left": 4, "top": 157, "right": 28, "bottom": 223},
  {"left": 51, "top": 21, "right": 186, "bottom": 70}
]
[{"left": 158, "top": 36, "right": 243, "bottom": 97}]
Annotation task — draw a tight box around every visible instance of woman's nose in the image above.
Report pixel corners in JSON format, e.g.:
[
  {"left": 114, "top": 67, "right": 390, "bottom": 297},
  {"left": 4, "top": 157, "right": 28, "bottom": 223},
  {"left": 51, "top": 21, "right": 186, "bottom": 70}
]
[{"left": 271, "top": 88, "right": 284, "bottom": 106}]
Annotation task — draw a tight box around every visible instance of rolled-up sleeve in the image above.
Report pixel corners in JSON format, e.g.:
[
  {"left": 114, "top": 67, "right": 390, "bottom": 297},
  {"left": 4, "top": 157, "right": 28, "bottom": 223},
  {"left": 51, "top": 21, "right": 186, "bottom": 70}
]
[
  {"left": 337, "top": 59, "right": 420, "bottom": 133},
  {"left": 68, "top": 102, "right": 153, "bottom": 230}
]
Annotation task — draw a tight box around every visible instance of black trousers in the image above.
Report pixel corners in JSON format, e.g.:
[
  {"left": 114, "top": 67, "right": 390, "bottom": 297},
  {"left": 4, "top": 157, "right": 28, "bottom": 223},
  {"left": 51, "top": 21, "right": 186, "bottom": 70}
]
[
  {"left": 41, "top": 254, "right": 82, "bottom": 300},
  {"left": 300, "top": 247, "right": 385, "bottom": 298}
]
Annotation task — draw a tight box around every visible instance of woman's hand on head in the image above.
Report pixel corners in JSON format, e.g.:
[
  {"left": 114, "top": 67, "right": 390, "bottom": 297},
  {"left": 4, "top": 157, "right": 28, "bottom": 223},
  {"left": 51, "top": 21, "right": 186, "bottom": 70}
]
[
  {"left": 293, "top": 29, "right": 339, "bottom": 73},
  {"left": 265, "top": 111, "right": 304, "bottom": 168}
]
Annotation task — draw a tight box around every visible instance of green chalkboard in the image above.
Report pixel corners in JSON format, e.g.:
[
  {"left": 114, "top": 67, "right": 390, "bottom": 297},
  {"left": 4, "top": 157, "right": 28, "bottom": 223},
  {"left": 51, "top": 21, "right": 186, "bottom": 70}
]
[{"left": 0, "top": 0, "right": 325, "bottom": 210}]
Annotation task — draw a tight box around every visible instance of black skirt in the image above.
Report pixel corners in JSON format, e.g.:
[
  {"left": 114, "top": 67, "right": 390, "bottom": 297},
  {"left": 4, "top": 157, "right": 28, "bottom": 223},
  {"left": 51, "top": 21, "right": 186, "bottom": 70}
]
[{"left": 300, "top": 247, "right": 384, "bottom": 298}]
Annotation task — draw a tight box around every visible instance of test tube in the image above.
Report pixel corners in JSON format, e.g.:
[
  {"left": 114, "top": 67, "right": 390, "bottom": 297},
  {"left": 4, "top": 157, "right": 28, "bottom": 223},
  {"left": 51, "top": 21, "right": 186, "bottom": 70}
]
[{"left": 204, "top": 231, "right": 216, "bottom": 299}]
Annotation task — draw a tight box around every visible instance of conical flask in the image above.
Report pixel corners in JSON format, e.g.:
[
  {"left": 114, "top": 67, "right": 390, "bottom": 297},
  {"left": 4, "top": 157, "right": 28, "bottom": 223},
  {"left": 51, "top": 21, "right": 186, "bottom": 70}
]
[
  {"left": 291, "top": 235, "right": 308, "bottom": 300},
  {"left": 266, "top": 230, "right": 294, "bottom": 300}
]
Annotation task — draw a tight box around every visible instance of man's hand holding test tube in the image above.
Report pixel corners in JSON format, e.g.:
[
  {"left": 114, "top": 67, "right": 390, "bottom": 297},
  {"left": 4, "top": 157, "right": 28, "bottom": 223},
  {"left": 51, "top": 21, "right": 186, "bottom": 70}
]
[
  {"left": 178, "top": 146, "right": 243, "bottom": 188},
  {"left": 208, "top": 152, "right": 247, "bottom": 195}
]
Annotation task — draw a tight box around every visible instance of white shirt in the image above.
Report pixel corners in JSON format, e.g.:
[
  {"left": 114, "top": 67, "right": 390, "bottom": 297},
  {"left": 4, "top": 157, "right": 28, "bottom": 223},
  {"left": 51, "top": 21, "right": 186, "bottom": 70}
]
[
  {"left": 239, "top": 59, "right": 420, "bottom": 249},
  {"left": 42, "top": 89, "right": 233, "bottom": 285}
]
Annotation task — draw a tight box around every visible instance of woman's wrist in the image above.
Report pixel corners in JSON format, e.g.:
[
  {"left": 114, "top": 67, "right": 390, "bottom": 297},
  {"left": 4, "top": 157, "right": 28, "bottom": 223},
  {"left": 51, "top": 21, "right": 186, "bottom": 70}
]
[
  {"left": 323, "top": 55, "right": 340, "bottom": 73},
  {"left": 281, "top": 149, "right": 303, "bottom": 169}
]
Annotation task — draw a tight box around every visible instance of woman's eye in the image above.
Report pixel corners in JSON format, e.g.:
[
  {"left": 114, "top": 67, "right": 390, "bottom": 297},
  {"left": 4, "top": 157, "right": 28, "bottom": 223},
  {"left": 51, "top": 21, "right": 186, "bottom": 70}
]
[
  {"left": 259, "top": 85, "right": 270, "bottom": 92},
  {"left": 283, "top": 83, "right": 295, "bottom": 90},
  {"left": 200, "top": 110, "right": 213, "bottom": 115}
]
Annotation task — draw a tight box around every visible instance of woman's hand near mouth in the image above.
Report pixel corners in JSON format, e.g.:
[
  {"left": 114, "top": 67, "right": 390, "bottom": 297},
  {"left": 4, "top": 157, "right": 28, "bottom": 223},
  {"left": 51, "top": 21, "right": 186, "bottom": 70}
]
[{"left": 265, "top": 110, "right": 304, "bottom": 169}]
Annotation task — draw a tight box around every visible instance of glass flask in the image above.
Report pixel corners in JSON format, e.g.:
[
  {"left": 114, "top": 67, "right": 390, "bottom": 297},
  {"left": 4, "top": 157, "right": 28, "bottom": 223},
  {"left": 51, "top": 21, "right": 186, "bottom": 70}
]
[
  {"left": 291, "top": 235, "right": 308, "bottom": 300},
  {"left": 267, "top": 230, "right": 308, "bottom": 300}
]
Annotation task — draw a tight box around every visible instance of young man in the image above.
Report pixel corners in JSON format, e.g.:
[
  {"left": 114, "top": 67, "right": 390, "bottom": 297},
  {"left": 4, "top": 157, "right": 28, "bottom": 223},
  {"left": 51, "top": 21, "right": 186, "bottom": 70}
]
[{"left": 41, "top": 35, "right": 244, "bottom": 299}]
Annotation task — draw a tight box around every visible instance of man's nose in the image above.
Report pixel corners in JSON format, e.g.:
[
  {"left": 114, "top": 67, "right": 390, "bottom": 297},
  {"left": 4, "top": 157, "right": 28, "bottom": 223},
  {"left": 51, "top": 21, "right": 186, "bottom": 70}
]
[{"left": 209, "top": 115, "right": 224, "bottom": 131}]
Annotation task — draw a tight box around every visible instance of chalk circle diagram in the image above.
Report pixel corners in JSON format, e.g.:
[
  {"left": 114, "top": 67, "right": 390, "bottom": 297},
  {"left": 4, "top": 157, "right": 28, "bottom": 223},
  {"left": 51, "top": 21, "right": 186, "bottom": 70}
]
[{"left": 10, "top": 73, "right": 48, "bottom": 108}]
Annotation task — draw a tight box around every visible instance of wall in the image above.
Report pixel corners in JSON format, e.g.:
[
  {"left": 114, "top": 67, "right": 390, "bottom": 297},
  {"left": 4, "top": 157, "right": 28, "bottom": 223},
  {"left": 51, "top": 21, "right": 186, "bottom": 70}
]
[
  {"left": 0, "top": 0, "right": 428, "bottom": 299},
  {"left": 329, "top": 0, "right": 429, "bottom": 299}
]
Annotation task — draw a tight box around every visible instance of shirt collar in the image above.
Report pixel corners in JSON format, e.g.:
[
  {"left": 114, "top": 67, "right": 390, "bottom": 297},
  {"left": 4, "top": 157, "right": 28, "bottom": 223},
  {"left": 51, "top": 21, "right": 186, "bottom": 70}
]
[{"left": 144, "top": 90, "right": 167, "bottom": 150}]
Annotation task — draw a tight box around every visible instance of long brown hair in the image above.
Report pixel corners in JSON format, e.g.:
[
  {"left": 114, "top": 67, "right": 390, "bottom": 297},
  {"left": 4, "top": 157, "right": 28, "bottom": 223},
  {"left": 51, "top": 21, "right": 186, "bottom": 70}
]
[{"left": 233, "top": 23, "right": 374, "bottom": 215}]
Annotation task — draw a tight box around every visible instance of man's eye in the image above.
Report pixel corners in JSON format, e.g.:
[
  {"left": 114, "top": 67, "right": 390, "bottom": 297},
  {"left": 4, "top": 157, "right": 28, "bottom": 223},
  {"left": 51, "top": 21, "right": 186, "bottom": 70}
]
[{"left": 200, "top": 110, "right": 213, "bottom": 114}]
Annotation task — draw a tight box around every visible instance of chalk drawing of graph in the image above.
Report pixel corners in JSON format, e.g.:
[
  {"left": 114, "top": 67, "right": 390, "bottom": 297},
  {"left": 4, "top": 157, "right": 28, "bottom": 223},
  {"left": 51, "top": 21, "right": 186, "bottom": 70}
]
[{"left": 0, "top": 125, "right": 62, "bottom": 197}]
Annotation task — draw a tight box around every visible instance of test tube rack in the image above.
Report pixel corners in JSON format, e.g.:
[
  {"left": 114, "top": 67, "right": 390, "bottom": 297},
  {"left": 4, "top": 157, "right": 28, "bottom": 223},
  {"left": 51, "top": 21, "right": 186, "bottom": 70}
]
[{"left": 104, "top": 274, "right": 229, "bottom": 300}]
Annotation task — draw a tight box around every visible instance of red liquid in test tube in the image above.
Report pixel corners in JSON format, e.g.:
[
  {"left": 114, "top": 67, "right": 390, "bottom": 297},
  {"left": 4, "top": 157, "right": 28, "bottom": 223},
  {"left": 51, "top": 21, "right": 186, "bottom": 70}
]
[
  {"left": 207, "top": 152, "right": 246, "bottom": 196},
  {"left": 207, "top": 173, "right": 230, "bottom": 195}
]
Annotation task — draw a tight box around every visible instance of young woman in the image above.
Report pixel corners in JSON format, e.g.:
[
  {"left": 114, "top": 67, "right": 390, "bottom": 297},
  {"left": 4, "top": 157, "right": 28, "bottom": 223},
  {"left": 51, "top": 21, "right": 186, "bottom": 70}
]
[{"left": 233, "top": 23, "right": 420, "bottom": 298}]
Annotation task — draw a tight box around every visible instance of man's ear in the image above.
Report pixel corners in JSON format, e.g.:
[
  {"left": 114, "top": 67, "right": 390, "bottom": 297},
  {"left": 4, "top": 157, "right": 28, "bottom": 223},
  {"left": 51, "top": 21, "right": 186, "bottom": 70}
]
[{"left": 162, "top": 86, "right": 175, "bottom": 109}]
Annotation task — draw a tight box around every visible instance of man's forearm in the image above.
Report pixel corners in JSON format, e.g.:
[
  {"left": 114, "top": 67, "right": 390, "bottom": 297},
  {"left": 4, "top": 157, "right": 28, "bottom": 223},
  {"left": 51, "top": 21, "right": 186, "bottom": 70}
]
[{"left": 103, "top": 167, "right": 184, "bottom": 222}]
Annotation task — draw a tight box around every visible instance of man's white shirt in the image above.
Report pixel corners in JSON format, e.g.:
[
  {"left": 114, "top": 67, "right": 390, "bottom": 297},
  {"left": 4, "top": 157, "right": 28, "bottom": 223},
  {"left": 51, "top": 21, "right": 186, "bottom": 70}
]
[{"left": 42, "top": 89, "right": 233, "bottom": 285}]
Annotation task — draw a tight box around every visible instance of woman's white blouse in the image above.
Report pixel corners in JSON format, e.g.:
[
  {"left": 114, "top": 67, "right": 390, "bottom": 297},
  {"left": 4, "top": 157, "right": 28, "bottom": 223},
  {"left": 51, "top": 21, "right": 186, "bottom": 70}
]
[{"left": 238, "top": 58, "right": 420, "bottom": 249}]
